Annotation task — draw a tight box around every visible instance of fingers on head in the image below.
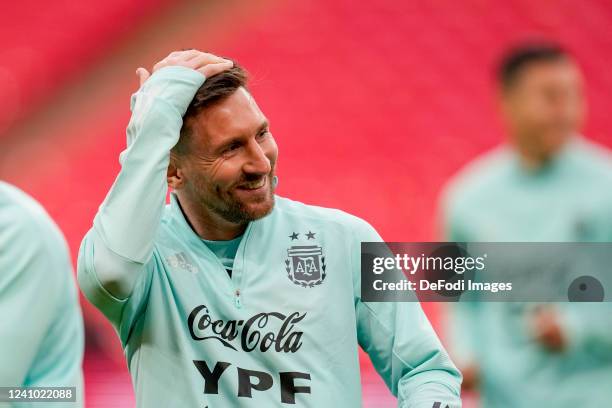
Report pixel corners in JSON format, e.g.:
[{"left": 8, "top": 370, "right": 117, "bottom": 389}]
[
  {"left": 187, "top": 53, "right": 231, "bottom": 69},
  {"left": 151, "top": 51, "right": 233, "bottom": 77},
  {"left": 199, "top": 61, "right": 234, "bottom": 78}
]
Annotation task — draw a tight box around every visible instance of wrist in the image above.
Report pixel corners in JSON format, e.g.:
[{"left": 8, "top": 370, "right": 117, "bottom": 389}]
[{"left": 136, "top": 66, "right": 206, "bottom": 116}]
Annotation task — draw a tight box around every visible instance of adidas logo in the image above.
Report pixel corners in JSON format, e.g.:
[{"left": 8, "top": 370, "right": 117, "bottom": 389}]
[{"left": 166, "top": 252, "right": 198, "bottom": 273}]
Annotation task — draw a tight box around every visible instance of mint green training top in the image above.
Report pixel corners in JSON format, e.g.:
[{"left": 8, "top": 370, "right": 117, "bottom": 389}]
[
  {"left": 77, "top": 65, "right": 462, "bottom": 408},
  {"left": 0, "top": 182, "right": 84, "bottom": 408},
  {"left": 441, "top": 138, "right": 612, "bottom": 407}
]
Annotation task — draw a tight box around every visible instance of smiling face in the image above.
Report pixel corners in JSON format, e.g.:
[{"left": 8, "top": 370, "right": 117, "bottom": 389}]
[{"left": 172, "top": 87, "right": 278, "bottom": 225}]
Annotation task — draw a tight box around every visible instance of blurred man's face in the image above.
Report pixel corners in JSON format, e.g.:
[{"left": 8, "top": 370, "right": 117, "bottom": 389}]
[
  {"left": 501, "top": 58, "right": 585, "bottom": 164},
  {"left": 177, "top": 87, "right": 278, "bottom": 224}
]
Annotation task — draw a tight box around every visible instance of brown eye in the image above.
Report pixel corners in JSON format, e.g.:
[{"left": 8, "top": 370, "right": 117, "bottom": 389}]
[
  {"left": 222, "top": 142, "right": 241, "bottom": 156},
  {"left": 257, "top": 130, "right": 270, "bottom": 140}
]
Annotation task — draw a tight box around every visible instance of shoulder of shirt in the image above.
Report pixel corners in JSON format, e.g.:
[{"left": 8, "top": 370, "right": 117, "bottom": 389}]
[
  {"left": 440, "top": 145, "right": 513, "bottom": 214},
  {"left": 0, "top": 181, "right": 68, "bottom": 258},
  {"left": 570, "top": 138, "right": 612, "bottom": 182},
  {"left": 273, "top": 195, "right": 376, "bottom": 233}
]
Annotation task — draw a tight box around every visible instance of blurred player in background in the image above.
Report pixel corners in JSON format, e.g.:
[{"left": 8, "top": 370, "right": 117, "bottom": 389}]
[
  {"left": 0, "top": 182, "right": 84, "bottom": 407},
  {"left": 440, "top": 43, "right": 612, "bottom": 406},
  {"left": 77, "top": 49, "right": 461, "bottom": 407}
]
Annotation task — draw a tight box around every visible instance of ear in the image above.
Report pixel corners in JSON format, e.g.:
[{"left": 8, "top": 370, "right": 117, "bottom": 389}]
[{"left": 167, "top": 152, "right": 186, "bottom": 190}]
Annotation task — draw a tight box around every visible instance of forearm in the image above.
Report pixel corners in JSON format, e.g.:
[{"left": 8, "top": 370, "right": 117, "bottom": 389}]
[
  {"left": 351, "top": 218, "right": 462, "bottom": 406},
  {"left": 358, "top": 301, "right": 462, "bottom": 408},
  {"left": 91, "top": 66, "right": 205, "bottom": 294}
]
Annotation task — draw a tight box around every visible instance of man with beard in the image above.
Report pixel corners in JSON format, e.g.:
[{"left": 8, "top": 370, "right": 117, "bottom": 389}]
[{"left": 77, "top": 50, "right": 461, "bottom": 407}]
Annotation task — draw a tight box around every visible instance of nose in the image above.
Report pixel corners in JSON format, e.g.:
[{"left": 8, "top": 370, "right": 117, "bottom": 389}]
[{"left": 243, "top": 139, "right": 271, "bottom": 176}]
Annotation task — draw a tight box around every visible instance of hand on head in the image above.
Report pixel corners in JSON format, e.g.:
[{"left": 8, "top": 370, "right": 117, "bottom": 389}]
[{"left": 136, "top": 50, "right": 234, "bottom": 86}]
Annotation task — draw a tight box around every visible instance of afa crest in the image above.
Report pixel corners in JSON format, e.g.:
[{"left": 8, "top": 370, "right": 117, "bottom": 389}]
[{"left": 285, "top": 245, "right": 327, "bottom": 288}]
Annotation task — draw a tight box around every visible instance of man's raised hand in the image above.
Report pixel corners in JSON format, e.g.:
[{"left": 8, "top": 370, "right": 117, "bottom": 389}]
[{"left": 136, "top": 50, "right": 234, "bottom": 86}]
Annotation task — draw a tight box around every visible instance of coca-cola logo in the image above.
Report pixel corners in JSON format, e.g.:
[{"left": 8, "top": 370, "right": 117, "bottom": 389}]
[{"left": 187, "top": 305, "right": 305, "bottom": 353}]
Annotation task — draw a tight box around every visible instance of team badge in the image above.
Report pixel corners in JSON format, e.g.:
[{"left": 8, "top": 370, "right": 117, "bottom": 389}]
[{"left": 285, "top": 231, "right": 326, "bottom": 287}]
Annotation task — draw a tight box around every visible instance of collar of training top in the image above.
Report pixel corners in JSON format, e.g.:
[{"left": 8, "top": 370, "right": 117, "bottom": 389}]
[{"left": 168, "top": 192, "right": 265, "bottom": 246}]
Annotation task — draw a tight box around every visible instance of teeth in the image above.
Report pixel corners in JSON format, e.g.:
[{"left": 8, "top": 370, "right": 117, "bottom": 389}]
[{"left": 241, "top": 178, "right": 265, "bottom": 189}]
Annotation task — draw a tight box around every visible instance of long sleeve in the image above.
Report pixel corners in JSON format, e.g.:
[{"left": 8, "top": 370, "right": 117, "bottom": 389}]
[
  {"left": 351, "top": 218, "right": 462, "bottom": 408},
  {"left": 78, "top": 66, "right": 205, "bottom": 304}
]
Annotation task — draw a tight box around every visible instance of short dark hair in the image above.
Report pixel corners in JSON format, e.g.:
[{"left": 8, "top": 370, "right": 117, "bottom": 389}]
[
  {"left": 498, "top": 42, "right": 569, "bottom": 89},
  {"left": 173, "top": 63, "right": 249, "bottom": 155}
]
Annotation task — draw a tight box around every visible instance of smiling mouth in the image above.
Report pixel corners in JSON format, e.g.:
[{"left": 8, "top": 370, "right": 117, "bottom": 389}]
[{"left": 236, "top": 177, "right": 267, "bottom": 191}]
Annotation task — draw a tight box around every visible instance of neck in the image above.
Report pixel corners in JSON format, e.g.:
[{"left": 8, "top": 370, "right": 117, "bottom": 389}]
[
  {"left": 175, "top": 193, "right": 247, "bottom": 241},
  {"left": 516, "top": 149, "right": 547, "bottom": 171},
  {"left": 511, "top": 133, "right": 574, "bottom": 171}
]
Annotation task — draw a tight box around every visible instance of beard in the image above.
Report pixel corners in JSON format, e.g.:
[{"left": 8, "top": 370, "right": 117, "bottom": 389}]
[{"left": 186, "top": 170, "right": 276, "bottom": 225}]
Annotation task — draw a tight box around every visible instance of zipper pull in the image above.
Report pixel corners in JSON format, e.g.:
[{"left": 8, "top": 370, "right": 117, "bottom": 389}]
[{"left": 234, "top": 289, "right": 242, "bottom": 309}]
